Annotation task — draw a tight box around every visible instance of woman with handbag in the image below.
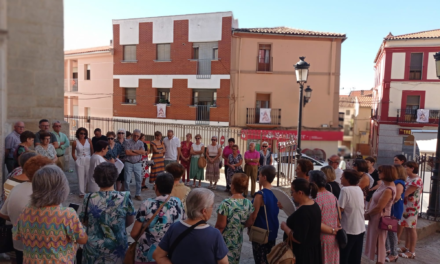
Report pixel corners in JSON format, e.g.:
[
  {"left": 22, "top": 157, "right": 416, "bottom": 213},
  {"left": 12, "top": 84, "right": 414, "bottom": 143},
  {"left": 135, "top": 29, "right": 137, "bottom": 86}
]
[
  {"left": 397, "top": 161, "right": 423, "bottom": 259},
  {"left": 280, "top": 178, "right": 322, "bottom": 264},
  {"left": 189, "top": 134, "right": 205, "bottom": 188},
  {"left": 226, "top": 145, "right": 243, "bottom": 191},
  {"left": 364, "top": 165, "right": 397, "bottom": 264},
  {"left": 309, "top": 170, "right": 340, "bottom": 264},
  {"left": 79, "top": 162, "right": 136, "bottom": 264},
  {"left": 339, "top": 169, "right": 365, "bottom": 264},
  {"left": 130, "top": 172, "right": 184, "bottom": 263},
  {"left": 153, "top": 188, "right": 229, "bottom": 264},
  {"left": 245, "top": 165, "right": 279, "bottom": 264}
]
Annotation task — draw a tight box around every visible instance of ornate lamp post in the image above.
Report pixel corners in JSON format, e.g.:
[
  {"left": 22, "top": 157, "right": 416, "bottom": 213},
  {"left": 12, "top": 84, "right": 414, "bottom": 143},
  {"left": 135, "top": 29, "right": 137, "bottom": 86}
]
[
  {"left": 294, "top": 57, "right": 312, "bottom": 160},
  {"left": 427, "top": 51, "right": 440, "bottom": 217}
]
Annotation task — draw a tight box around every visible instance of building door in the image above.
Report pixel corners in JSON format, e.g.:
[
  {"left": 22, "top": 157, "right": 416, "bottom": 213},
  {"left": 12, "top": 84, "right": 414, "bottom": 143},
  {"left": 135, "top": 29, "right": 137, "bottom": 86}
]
[{"left": 255, "top": 93, "right": 270, "bottom": 123}]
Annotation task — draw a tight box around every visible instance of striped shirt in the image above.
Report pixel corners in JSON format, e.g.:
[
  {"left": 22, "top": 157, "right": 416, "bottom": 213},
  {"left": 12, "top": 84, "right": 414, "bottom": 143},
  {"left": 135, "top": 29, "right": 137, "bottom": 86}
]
[{"left": 4, "top": 177, "right": 27, "bottom": 199}]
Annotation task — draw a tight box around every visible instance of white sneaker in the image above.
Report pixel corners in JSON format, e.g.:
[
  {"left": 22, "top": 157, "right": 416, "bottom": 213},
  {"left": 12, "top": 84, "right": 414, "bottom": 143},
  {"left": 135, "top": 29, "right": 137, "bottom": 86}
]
[{"left": 208, "top": 185, "right": 213, "bottom": 189}]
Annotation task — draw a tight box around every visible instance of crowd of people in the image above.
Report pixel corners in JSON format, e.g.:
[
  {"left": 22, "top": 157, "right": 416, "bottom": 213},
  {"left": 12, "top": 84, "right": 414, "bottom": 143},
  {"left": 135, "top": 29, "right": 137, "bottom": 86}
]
[{"left": 0, "top": 120, "right": 425, "bottom": 264}]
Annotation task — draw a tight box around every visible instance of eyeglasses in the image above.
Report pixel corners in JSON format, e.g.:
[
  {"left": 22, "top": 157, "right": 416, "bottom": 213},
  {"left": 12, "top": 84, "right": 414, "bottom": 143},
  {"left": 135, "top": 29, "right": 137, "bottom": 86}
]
[
  {"left": 118, "top": 132, "right": 125, "bottom": 134},
  {"left": 211, "top": 139, "right": 217, "bottom": 141},
  {"left": 262, "top": 146, "right": 268, "bottom": 148},
  {"left": 133, "top": 135, "right": 140, "bottom": 138},
  {"left": 195, "top": 137, "right": 201, "bottom": 139},
  {"left": 108, "top": 138, "right": 114, "bottom": 140},
  {"left": 79, "top": 133, "right": 86, "bottom": 135},
  {"left": 53, "top": 125, "right": 61, "bottom": 128}
]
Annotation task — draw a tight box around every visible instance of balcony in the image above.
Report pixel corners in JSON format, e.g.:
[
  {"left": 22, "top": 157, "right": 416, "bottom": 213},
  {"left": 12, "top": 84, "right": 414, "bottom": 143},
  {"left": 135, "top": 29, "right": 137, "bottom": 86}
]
[
  {"left": 397, "top": 108, "right": 440, "bottom": 124},
  {"left": 256, "top": 56, "right": 273, "bottom": 72},
  {"left": 246, "top": 108, "right": 281, "bottom": 127},
  {"left": 195, "top": 105, "right": 210, "bottom": 125},
  {"left": 196, "top": 59, "right": 211, "bottom": 79},
  {"left": 64, "top": 79, "right": 78, "bottom": 92}
]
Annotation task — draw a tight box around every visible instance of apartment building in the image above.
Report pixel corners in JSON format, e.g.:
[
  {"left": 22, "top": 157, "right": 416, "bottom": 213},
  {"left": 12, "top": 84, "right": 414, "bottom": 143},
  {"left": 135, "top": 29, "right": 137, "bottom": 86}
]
[
  {"left": 371, "top": 29, "right": 440, "bottom": 164},
  {"left": 112, "top": 12, "right": 236, "bottom": 125},
  {"left": 64, "top": 46, "right": 114, "bottom": 117}
]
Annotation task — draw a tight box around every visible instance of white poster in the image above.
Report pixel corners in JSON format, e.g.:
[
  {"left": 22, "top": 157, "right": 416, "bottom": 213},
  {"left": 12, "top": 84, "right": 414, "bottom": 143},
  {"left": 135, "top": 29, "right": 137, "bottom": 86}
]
[
  {"left": 157, "top": 104, "right": 166, "bottom": 118},
  {"left": 259, "top": 108, "right": 272, "bottom": 123},
  {"left": 416, "top": 109, "right": 429, "bottom": 123}
]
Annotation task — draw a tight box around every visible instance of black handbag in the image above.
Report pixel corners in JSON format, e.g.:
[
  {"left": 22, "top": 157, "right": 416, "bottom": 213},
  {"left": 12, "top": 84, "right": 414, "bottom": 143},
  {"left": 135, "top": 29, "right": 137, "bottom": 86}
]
[
  {"left": 77, "top": 194, "right": 92, "bottom": 264},
  {"left": 0, "top": 223, "right": 14, "bottom": 253},
  {"left": 335, "top": 197, "right": 348, "bottom": 249}
]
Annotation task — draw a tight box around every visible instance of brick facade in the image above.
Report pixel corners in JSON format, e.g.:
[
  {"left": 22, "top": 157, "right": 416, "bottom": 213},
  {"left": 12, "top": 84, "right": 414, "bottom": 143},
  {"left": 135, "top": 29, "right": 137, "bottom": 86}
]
[{"left": 113, "top": 15, "right": 232, "bottom": 122}]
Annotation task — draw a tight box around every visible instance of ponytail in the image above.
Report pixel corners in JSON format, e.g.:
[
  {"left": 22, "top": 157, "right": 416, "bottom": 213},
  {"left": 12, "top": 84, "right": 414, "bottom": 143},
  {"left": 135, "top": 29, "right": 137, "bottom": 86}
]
[
  {"left": 309, "top": 182, "right": 318, "bottom": 199},
  {"left": 292, "top": 178, "right": 318, "bottom": 198}
]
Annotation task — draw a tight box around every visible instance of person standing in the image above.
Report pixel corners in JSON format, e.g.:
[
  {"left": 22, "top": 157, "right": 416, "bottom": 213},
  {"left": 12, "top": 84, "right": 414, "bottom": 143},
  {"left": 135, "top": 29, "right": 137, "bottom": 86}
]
[
  {"left": 179, "top": 133, "right": 193, "bottom": 185},
  {"left": 139, "top": 134, "right": 150, "bottom": 190},
  {"left": 244, "top": 142, "right": 260, "bottom": 197},
  {"left": 92, "top": 128, "right": 108, "bottom": 151},
  {"left": 167, "top": 163, "right": 191, "bottom": 209},
  {"left": 4, "top": 121, "right": 24, "bottom": 172},
  {"left": 258, "top": 142, "right": 272, "bottom": 191},
  {"left": 150, "top": 131, "right": 165, "bottom": 184},
  {"left": 189, "top": 134, "right": 205, "bottom": 188},
  {"left": 393, "top": 154, "right": 407, "bottom": 166},
  {"left": 34, "top": 119, "right": 58, "bottom": 148},
  {"left": 226, "top": 145, "right": 243, "bottom": 193},
  {"left": 13, "top": 131, "right": 35, "bottom": 167},
  {"left": 52, "top": 121, "right": 70, "bottom": 171},
  {"left": 328, "top": 154, "right": 343, "bottom": 187},
  {"left": 162, "top": 130, "right": 181, "bottom": 167},
  {"left": 206, "top": 136, "right": 222, "bottom": 190},
  {"left": 72, "top": 127, "right": 93, "bottom": 198},
  {"left": 123, "top": 129, "right": 146, "bottom": 201},
  {"left": 222, "top": 138, "right": 239, "bottom": 191},
  {"left": 116, "top": 129, "right": 127, "bottom": 191},
  {"left": 320, "top": 166, "right": 341, "bottom": 198},
  {"left": 295, "top": 159, "right": 314, "bottom": 180},
  {"left": 365, "top": 156, "right": 380, "bottom": 202},
  {"left": 88, "top": 140, "right": 111, "bottom": 193}
]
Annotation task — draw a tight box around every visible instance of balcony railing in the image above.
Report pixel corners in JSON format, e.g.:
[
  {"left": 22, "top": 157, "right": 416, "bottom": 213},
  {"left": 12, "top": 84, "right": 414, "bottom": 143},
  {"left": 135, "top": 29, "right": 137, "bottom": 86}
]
[
  {"left": 64, "top": 79, "right": 78, "bottom": 92},
  {"left": 195, "top": 105, "right": 210, "bottom": 125},
  {"left": 196, "top": 59, "right": 211, "bottom": 79},
  {"left": 246, "top": 108, "right": 281, "bottom": 125},
  {"left": 256, "top": 56, "right": 273, "bottom": 72},
  {"left": 397, "top": 108, "right": 440, "bottom": 124}
]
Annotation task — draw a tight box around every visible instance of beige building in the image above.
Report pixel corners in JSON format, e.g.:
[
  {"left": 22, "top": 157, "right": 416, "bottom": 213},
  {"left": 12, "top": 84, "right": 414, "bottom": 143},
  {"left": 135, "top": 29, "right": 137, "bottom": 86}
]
[
  {"left": 0, "top": 0, "right": 65, "bottom": 179},
  {"left": 64, "top": 46, "right": 114, "bottom": 117},
  {"left": 230, "top": 27, "right": 346, "bottom": 158}
]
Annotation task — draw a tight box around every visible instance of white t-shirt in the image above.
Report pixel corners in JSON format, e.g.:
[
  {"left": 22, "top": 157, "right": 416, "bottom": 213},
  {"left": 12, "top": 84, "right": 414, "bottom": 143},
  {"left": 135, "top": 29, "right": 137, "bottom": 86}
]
[
  {"left": 338, "top": 186, "right": 365, "bottom": 235},
  {"left": 163, "top": 136, "right": 181, "bottom": 161},
  {"left": 0, "top": 182, "right": 32, "bottom": 251},
  {"left": 192, "top": 143, "right": 204, "bottom": 158},
  {"left": 335, "top": 168, "right": 343, "bottom": 188},
  {"left": 88, "top": 154, "right": 106, "bottom": 192},
  {"left": 207, "top": 144, "right": 220, "bottom": 156}
]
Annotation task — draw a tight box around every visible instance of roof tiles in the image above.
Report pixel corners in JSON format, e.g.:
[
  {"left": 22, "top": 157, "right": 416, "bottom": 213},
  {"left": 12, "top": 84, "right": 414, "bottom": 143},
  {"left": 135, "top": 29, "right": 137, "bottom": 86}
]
[
  {"left": 65, "top": 46, "right": 112, "bottom": 55},
  {"left": 385, "top": 29, "right": 440, "bottom": 40},
  {"left": 233, "top": 27, "right": 346, "bottom": 38}
]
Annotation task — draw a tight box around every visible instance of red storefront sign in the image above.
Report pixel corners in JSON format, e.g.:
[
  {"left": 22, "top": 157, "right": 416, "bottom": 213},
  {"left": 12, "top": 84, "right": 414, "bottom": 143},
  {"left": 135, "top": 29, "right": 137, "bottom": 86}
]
[{"left": 241, "top": 129, "right": 343, "bottom": 141}]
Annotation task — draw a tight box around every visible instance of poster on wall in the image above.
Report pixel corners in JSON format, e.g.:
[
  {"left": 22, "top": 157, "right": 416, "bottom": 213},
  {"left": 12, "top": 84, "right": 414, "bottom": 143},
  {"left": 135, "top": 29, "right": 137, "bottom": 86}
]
[
  {"left": 157, "top": 104, "right": 167, "bottom": 118},
  {"left": 259, "top": 108, "right": 272, "bottom": 123},
  {"left": 416, "top": 109, "right": 429, "bottom": 123}
]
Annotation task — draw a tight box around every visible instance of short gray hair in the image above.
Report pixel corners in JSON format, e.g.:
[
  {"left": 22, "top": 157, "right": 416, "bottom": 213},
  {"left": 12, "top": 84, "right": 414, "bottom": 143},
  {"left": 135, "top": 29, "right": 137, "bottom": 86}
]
[
  {"left": 133, "top": 129, "right": 141, "bottom": 134},
  {"left": 52, "top": 121, "right": 61, "bottom": 126},
  {"left": 249, "top": 142, "right": 255, "bottom": 146},
  {"left": 262, "top": 141, "right": 268, "bottom": 146},
  {"left": 93, "top": 162, "right": 118, "bottom": 188},
  {"left": 31, "top": 165, "right": 69, "bottom": 208},
  {"left": 186, "top": 188, "right": 215, "bottom": 219},
  {"left": 167, "top": 130, "right": 174, "bottom": 133},
  {"left": 19, "top": 152, "right": 37, "bottom": 167}
]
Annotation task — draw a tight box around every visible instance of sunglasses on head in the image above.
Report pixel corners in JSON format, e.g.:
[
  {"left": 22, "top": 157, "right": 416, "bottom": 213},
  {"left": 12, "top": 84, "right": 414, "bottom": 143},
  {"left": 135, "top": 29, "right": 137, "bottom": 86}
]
[{"left": 108, "top": 138, "right": 114, "bottom": 140}]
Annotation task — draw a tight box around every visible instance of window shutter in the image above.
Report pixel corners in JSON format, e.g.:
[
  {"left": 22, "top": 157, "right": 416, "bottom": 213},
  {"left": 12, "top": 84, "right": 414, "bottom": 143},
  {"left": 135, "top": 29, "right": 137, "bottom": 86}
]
[
  {"left": 124, "top": 46, "right": 136, "bottom": 61},
  {"left": 410, "top": 53, "right": 423, "bottom": 70},
  {"left": 164, "top": 44, "right": 170, "bottom": 60},
  {"left": 157, "top": 44, "right": 170, "bottom": 61}
]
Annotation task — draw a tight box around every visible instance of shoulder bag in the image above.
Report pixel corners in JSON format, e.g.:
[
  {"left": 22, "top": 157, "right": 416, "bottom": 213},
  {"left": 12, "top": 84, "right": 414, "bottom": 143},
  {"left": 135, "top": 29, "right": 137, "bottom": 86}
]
[
  {"left": 76, "top": 193, "right": 92, "bottom": 264},
  {"left": 124, "top": 196, "right": 171, "bottom": 264},
  {"left": 334, "top": 197, "right": 348, "bottom": 249},
  {"left": 249, "top": 191, "right": 269, "bottom": 244},
  {"left": 168, "top": 220, "right": 206, "bottom": 259},
  {"left": 267, "top": 231, "right": 296, "bottom": 264},
  {"left": 379, "top": 188, "right": 398, "bottom": 232},
  {"left": 198, "top": 147, "right": 207, "bottom": 169}
]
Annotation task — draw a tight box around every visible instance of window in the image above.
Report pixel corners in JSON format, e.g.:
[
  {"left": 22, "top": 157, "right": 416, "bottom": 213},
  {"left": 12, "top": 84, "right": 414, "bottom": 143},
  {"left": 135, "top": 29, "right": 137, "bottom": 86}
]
[
  {"left": 257, "top": 44, "right": 271, "bottom": 71},
  {"left": 213, "top": 48, "right": 218, "bottom": 60},
  {"left": 85, "top": 64, "right": 90, "bottom": 80},
  {"left": 157, "top": 89, "right": 170, "bottom": 104},
  {"left": 84, "top": 107, "right": 91, "bottom": 117},
  {"left": 123, "top": 45, "right": 136, "bottom": 61},
  {"left": 125, "top": 88, "right": 136, "bottom": 104},
  {"left": 193, "top": 47, "right": 199, "bottom": 59},
  {"left": 345, "top": 109, "right": 350, "bottom": 115},
  {"left": 193, "top": 89, "right": 217, "bottom": 106},
  {"left": 157, "top": 44, "right": 171, "bottom": 61},
  {"left": 409, "top": 53, "right": 423, "bottom": 80},
  {"left": 406, "top": 95, "right": 420, "bottom": 110}
]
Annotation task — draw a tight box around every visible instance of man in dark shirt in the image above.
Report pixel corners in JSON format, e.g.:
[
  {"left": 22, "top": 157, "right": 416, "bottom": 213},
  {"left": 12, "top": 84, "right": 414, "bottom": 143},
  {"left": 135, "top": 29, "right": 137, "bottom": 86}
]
[{"left": 92, "top": 128, "right": 107, "bottom": 151}]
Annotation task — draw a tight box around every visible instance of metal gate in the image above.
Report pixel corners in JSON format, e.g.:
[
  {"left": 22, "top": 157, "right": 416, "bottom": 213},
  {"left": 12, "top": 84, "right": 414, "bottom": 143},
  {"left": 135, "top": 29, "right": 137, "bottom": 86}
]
[
  {"left": 417, "top": 154, "right": 440, "bottom": 220},
  {"left": 275, "top": 141, "right": 297, "bottom": 186}
]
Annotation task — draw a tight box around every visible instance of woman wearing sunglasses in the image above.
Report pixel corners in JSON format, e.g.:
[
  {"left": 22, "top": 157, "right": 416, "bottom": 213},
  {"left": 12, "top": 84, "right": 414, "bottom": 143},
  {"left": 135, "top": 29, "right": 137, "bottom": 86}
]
[
  {"left": 206, "top": 136, "right": 222, "bottom": 189},
  {"left": 258, "top": 142, "right": 272, "bottom": 191},
  {"left": 72, "top": 127, "right": 94, "bottom": 198}
]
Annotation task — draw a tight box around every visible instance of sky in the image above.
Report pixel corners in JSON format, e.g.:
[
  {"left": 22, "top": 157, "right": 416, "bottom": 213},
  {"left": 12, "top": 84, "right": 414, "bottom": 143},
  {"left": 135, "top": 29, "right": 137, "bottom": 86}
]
[{"left": 64, "top": 0, "right": 440, "bottom": 95}]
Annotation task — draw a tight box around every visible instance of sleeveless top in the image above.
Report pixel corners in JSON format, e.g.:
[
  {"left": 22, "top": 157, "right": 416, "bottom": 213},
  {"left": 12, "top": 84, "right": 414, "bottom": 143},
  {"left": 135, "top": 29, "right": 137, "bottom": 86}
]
[
  {"left": 75, "top": 139, "right": 91, "bottom": 166},
  {"left": 259, "top": 150, "right": 271, "bottom": 166},
  {"left": 391, "top": 179, "right": 406, "bottom": 219},
  {"left": 252, "top": 189, "right": 279, "bottom": 241},
  {"left": 192, "top": 143, "right": 204, "bottom": 158}
]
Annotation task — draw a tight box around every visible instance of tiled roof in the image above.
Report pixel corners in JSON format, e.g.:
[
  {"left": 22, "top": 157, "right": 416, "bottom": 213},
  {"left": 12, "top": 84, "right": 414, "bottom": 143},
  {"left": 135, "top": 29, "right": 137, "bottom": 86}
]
[
  {"left": 339, "top": 95, "right": 373, "bottom": 108},
  {"left": 349, "top": 89, "right": 373, "bottom": 97},
  {"left": 357, "top": 96, "right": 373, "bottom": 108},
  {"left": 385, "top": 29, "right": 440, "bottom": 40},
  {"left": 233, "top": 27, "right": 346, "bottom": 38},
  {"left": 65, "top": 46, "right": 112, "bottom": 55}
]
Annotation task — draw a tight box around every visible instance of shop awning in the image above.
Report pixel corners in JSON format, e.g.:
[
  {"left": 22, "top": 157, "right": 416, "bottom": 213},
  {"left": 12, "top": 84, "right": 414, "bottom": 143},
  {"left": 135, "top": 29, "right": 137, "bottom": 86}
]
[{"left": 412, "top": 130, "right": 438, "bottom": 154}]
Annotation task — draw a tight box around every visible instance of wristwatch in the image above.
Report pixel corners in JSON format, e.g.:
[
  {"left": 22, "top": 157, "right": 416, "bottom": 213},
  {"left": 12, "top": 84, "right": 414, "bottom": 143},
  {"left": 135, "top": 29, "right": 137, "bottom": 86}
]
[{"left": 332, "top": 228, "right": 335, "bottom": 235}]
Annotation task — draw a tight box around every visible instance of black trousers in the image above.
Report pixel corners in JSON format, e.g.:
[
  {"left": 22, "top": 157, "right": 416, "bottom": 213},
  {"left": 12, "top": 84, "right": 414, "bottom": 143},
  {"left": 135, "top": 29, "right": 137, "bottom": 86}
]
[
  {"left": 340, "top": 232, "right": 364, "bottom": 264},
  {"left": 15, "top": 250, "right": 23, "bottom": 264}
]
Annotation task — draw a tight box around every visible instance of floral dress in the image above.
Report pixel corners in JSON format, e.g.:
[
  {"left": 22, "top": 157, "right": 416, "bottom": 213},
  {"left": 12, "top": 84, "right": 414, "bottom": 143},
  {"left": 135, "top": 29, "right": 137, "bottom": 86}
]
[
  {"left": 217, "top": 198, "right": 254, "bottom": 264},
  {"left": 135, "top": 195, "right": 184, "bottom": 262},
  {"left": 227, "top": 154, "right": 243, "bottom": 186},
  {"left": 399, "top": 176, "right": 423, "bottom": 228},
  {"left": 179, "top": 141, "right": 193, "bottom": 182},
  {"left": 315, "top": 191, "right": 339, "bottom": 264},
  {"left": 80, "top": 191, "right": 136, "bottom": 264}
]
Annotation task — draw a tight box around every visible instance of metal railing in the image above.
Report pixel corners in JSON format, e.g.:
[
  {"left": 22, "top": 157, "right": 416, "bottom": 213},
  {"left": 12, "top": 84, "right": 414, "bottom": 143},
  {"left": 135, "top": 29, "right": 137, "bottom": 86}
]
[
  {"left": 195, "top": 105, "right": 210, "bottom": 125},
  {"left": 64, "top": 79, "right": 78, "bottom": 92},
  {"left": 246, "top": 108, "right": 281, "bottom": 125},
  {"left": 256, "top": 56, "right": 273, "bottom": 72},
  {"left": 396, "top": 108, "right": 440, "bottom": 124},
  {"left": 196, "top": 59, "right": 211, "bottom": 79}
]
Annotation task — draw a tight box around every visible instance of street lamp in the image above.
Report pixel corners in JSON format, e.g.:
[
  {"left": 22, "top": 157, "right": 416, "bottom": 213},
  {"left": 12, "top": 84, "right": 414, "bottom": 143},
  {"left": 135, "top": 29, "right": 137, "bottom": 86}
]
[
  {"left": 427, "top": 51, "right": 440, "bottom": 217},
  {"left": 294, "top": 57, "right": 311, "bottom": 160}
]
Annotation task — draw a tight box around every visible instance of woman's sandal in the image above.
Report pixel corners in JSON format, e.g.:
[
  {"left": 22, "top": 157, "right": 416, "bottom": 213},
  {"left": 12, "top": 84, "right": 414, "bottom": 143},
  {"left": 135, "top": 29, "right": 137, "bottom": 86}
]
[
  {"left": 397, "top": 247, "right": 408, "bottom": 253},
  {"left": 141, "top": 185, "right": 149, "bottom": 191},
  {"left": 385, "top": 255, "right": 399, "bottom": 262},
  {"left": 399, "top": 251, "right": 415, "bottom": 259}
]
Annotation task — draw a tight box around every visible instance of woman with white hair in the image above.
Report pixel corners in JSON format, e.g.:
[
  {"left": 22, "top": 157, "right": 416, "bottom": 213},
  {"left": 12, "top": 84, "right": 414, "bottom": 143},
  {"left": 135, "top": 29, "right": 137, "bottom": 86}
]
[
  {"left": 258, "top": 141, "right": 272, "bottom": 191},
  {"left": 12, "top": 165, "right": 88, "bottom": 263},
  {"left": 206, "top": 136, "right": 222, "bottom": 189},
  {"left": 115, "top": 128, "right": 127, "bottom": 191},
  {"left": 153, "top": 188, "right": 228, "bottom": 264}
]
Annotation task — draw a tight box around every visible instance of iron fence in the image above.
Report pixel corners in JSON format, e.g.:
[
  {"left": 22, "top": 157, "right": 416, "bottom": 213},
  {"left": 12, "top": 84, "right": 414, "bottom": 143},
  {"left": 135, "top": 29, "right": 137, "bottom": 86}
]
[
  {"left": 196, "top": 59, "right": 211, "bottom": 79},
  {"left": 195, "top": 105, "right": 210, "bottom": 125},
  {"left": 397, "top": 108, "right": 440, "bottom": 124},
  {"left": 64, "top": 79, "right": 78, "bottom": 92},
  {"left": 246, "top": 108, "right": 281, "bottom": 126},
  {"left": 416, "top": 154, "right": 440, "bottom": 220}
]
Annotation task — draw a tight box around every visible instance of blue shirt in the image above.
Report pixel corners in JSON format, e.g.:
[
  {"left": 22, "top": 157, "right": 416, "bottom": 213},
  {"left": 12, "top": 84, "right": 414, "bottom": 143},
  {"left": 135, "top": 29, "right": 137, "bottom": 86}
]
[
  {"left": 104, "top": 142, "right": 124, "bottom": 160},
  {"left": 252, "top": 189, "right": 279, "bottom": 241},
  {"left": 391, "top": 179, "right": 406, "bottom": 219},
  {"left": 158, "top": 221, "right": 228, "bottom": 264}
]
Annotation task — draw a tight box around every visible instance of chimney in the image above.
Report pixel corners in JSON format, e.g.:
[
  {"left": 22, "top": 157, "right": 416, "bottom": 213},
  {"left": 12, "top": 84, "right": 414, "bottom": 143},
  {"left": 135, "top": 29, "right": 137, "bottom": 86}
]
[
  {"left": 110, "top": 40, "right": 113, "bottom": 47},
  {"left": 361, "top": 90, "right": 364, "bottom": 96}
]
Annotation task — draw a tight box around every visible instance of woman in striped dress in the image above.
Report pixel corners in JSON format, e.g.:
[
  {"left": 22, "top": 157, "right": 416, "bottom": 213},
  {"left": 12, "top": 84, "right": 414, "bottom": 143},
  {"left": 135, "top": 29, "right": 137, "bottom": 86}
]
[{"left": 150, "top": 131, "right": 165, "bottom": 184}]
